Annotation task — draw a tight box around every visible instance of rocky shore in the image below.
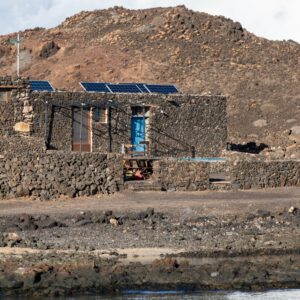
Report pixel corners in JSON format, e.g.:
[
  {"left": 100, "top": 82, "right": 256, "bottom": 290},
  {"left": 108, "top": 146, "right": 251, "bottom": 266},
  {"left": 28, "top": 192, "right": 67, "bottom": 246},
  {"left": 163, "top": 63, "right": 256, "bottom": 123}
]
[{"left": 0, "top": 190, "right": 300, "bottom": 297}]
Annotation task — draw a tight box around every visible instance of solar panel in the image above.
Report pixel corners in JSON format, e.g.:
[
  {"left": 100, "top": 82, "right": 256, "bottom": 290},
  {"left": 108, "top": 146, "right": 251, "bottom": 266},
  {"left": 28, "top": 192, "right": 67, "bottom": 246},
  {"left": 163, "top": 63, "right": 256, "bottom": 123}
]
[
  {"left": 29, "top": 80, "right": 54, "bottom": 92},
  {"left": 80, "top": 82, "right": 179, "bottom": 94},
  {"left": 145, "top": 84, "right": 178, "bottom": 94},
  {"left": 122, "top": 83, "right": 149, "bottom": 93},
  {"left": 80, "top": 82, "right": 110, "bottom": 93},
  {"left": 136, "top": 83, "right": 149, "bottom": 93},
  {"left": 107, "top": 84, "right": 142, "bottom": 93}
]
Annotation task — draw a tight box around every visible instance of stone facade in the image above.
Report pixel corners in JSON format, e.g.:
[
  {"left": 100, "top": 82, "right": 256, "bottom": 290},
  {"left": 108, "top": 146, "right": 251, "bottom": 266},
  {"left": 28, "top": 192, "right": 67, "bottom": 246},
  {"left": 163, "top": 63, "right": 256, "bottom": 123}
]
[
  {"left": 0, "top": 151, "right": 123, "bottom": 199},
  {"left": 0, "top": 77, "right": 31, "bottom": 139},
  {"left": 28, "top": 92, "right": 227, "bottom": 157},
  {"left": 1, "top": 76, "right": 227, "bottom": 157},
  {"left": 1, "top": 76, "right": 300, "bottom": 197},
  {"left": 27, "top": 91, "right": 226, "bottom": 157},
  {"left": 153, "top": 159, "right": 210, "bottom": 191},
  {"left": 0, "top": 76, "right": 228, "bottom": 198},
  {"left": 230, "top": 160, "right": 300, "bottom": 189}
]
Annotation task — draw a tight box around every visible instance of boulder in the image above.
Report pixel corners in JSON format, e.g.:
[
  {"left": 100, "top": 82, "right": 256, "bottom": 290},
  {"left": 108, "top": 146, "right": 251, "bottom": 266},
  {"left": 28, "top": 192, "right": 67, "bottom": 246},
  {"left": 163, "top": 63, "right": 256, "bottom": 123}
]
[
  {"left": 109, "top": 218, "right": 118, "bottom": 226},
  {"left": 289, "top": 126, "right": 300, "bottom": 143},
  {"left": 39, "top": 41, "right": 60, "bottom": 58},
  {"left": 253, "top": 119, "right": 267, "bottom": 128},
  {"left": 5, "top": 232, "right": 21, "bottom": 242},
  {"left": 14, "top": 122, "right": 30, "bottom": 133}
]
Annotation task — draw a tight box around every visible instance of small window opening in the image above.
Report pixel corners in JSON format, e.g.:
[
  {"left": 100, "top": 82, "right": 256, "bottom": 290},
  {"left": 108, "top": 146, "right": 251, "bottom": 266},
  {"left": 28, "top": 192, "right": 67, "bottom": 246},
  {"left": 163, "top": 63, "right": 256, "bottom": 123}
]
[
  {"left": 131, "top": 106, "right": 150, "bottom": 117},
  {"left": 0, "top": 89, "right": 12, "bottom": 102},
  {"left": 93, "top": 107, "right": 107, "bottom": 124}
]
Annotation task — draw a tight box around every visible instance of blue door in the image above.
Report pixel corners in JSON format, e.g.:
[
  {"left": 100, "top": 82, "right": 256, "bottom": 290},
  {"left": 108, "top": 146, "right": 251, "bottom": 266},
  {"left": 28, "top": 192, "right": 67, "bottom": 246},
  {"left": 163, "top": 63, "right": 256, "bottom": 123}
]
[{"left": 131, "top": 117, "right": 145, "bottom": 153}]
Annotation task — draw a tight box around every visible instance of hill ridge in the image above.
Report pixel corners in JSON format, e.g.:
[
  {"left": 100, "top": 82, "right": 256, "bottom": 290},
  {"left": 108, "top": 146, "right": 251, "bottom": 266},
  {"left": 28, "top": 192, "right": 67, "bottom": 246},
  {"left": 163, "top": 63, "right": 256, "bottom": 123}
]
[{"left": 0, "top": 5, "right": 299, "bottom": 148}]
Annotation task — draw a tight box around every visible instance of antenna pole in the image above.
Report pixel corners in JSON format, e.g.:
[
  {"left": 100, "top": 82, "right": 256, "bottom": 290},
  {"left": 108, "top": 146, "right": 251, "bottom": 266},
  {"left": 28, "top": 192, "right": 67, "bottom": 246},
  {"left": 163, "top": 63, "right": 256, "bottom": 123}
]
[
  {"left": 140, "top": 52, "right": 142, "bottom": 77},
  {"left": 80, "top": 104, "right": 83, "bottom": 152},
  {"left": 16, "top": 32, "right": 20, "bottom": 77}
]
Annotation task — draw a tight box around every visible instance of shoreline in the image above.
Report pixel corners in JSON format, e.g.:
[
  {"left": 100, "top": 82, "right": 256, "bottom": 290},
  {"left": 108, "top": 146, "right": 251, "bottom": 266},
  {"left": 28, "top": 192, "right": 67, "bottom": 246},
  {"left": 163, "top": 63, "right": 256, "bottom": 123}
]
[
  {"left": 0, "top": 247, "right": 299, "bottom": 297},
  {"left": 0, "top": 188, "right": 299, "bottom": 296}
]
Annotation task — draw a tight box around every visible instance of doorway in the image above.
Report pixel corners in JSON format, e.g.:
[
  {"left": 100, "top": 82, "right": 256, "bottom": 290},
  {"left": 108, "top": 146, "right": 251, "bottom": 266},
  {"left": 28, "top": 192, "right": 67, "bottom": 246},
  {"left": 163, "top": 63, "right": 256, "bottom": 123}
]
[
  {"left": 72, "top": 107, "right": 91, "bottom": 152},
  {"left": 131, "top": 116, "right": 145, "bottom": 153},
  {"left": 130, "top": 106, "right": 151, "bottom": 155}
]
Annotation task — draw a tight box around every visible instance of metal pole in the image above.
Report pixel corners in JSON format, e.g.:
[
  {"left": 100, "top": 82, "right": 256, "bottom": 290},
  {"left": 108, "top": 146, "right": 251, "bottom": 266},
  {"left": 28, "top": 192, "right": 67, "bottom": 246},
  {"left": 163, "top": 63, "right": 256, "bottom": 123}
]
[
  {"left": 108, "top": 106, "right": 112, "bottom": 152},
  {"left": 17, "top": 33, "right": 19, "bottom": 77},
  {"left": 44, "top": 101, "right": 48, "bottom": 149},
  {"left": 80, "top": 104, "right": 83, "bottom": 152},
  {"left": 140, "top": 52, "right": 142, "bottom": 77},
  {"left": 143, "top": 105, "right": 146, "bottom": 157}
]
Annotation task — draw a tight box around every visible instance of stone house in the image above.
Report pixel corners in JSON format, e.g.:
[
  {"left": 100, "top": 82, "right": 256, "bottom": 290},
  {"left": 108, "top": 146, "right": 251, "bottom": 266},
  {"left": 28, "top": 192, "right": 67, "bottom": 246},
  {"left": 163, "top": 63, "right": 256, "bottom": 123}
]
[
  {"left": 0, "top": 77, "right": 299, "bottom": 199},
  {"left": 0, "top": 76, "right": 228, "bottom": 198},
  {"left": 0, "top": 77, "right": 227, "bottom": 157}
]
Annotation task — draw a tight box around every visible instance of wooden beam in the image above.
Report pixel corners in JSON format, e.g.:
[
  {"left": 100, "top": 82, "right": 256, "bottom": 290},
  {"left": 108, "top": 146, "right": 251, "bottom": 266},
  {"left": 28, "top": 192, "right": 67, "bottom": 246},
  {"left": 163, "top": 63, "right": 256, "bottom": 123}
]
[{"left": 0, "top": 86, "right": 18, "bottom": 89}]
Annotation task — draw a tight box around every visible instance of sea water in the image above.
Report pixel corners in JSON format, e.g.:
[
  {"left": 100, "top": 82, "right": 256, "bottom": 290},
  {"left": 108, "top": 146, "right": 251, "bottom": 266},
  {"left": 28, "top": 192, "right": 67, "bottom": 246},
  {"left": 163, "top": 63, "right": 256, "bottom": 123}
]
[
  {"left": 3, "top": 289, "right": 300, "bottom": 300},
  {"left": 66, "top": 289, "right": 300, "bottom": 299}
]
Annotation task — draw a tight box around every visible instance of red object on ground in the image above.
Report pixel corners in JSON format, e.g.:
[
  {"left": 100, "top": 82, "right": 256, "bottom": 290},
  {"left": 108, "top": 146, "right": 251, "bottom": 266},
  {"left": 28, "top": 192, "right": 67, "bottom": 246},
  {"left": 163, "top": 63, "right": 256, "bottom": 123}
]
[{"left": 134, "top": 170, "right": 143, "bottom": 180}]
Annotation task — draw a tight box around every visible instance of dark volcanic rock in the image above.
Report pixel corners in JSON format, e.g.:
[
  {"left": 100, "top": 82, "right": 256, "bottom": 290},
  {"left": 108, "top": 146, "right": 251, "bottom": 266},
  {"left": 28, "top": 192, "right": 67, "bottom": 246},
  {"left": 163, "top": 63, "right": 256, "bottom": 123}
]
[
  {"left": 18, "top": 214, "right": 38, "bottom": 231},
  {"left": 39, "top": 41, "right": 60, "bottom": 58}
]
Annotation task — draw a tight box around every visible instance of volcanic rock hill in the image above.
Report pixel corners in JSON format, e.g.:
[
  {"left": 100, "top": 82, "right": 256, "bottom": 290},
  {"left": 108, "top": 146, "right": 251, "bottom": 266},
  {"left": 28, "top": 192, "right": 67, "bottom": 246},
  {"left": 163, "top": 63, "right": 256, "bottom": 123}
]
[{"left": 0, "top": 5, "right": 300, "bottom": 148}]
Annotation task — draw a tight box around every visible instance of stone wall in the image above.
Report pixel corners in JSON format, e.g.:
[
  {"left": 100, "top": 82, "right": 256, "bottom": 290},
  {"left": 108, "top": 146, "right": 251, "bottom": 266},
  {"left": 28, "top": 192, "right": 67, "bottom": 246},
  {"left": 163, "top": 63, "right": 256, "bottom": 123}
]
[
  {"left": 230, "top": 160, "right": 300, "bottom": 189},
  {"left": 30, "top": 92, "right": 227, "bottom": 157},
  {"left": 0, "top": 136, "right": 45, "bottom": 155},
  {"left": 0, "top": 77, "right": 31, "bottom": 140},
  {"left": 0, "top": 151, "right": 123, "bottom": 199},
  {"left": 152, "top": 95, "right": 227, "bottom": 157},
  {"left": 0, "top": 76, "right": 29, "bottom": 87},
  {"left": 153, "top": 159, "right": 210, "bottom": 191}
]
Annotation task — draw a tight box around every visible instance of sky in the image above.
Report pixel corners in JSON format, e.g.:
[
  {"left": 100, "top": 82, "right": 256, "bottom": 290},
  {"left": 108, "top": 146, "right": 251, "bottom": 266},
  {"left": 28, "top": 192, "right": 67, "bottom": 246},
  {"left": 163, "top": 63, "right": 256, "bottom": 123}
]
[{"left": 0, "top": 0, "right": 299, "bottom": 42}]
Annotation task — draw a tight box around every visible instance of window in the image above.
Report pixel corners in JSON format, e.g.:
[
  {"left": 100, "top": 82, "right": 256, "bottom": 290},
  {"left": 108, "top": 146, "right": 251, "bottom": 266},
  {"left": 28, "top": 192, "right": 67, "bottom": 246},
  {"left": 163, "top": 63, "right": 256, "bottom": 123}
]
[
  {"left": 93, "top": 107, "right": 107, "bottom": 124},
  {"left": 131, "top": 106, "right": 150, "bottom": 117},
  {"left": 0, "top": 90, "right": 12, "bottom": 102}
]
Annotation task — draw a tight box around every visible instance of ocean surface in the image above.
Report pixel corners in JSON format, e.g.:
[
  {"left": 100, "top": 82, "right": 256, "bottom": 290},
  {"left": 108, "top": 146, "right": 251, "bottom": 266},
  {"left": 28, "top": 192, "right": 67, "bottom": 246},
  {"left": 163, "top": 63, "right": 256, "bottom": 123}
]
[{"left": 3, "top": 289, "right": 300, "bottom": 300}]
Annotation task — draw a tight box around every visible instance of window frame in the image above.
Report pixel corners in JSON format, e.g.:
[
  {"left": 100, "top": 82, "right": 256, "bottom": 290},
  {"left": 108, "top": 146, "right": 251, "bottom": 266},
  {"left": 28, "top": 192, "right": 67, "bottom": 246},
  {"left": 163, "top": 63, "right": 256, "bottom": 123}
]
[
  {"left": 93, "top": 107, "right": 107, "bottom": 124},
  {"left": 0, "top": 89, "right": 12, "bottom": 102}
]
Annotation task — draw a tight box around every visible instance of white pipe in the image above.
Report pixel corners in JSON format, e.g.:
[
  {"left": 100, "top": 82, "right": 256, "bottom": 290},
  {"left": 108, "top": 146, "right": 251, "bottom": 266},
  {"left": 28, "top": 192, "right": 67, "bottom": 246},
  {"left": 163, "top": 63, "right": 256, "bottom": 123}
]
[{"left": 17, "top": 33, "right": 20, "bottom": 77}]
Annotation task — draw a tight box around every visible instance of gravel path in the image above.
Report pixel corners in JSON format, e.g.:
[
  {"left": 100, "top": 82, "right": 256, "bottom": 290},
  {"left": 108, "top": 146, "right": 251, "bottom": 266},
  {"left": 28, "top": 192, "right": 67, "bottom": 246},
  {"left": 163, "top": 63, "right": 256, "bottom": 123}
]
[
  {"left": 0, "top": 187, "right": 299, "bottom": 217},
  {"left": 0, "top": 187, "right": 299, "bottom": 252}
]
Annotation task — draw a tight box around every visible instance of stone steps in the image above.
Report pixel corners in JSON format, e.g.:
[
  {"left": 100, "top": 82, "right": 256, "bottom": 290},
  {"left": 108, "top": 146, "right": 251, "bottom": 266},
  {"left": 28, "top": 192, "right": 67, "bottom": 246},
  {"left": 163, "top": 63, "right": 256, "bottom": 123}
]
[
  {"left": 209, "top": 170, "right": 232, "bottom": 190},
  {"left": 124, "top": 180, "right": 162, "bottom": 192},
  {"left": 209, "top": 180, "right": 232, "bottom": 191}
]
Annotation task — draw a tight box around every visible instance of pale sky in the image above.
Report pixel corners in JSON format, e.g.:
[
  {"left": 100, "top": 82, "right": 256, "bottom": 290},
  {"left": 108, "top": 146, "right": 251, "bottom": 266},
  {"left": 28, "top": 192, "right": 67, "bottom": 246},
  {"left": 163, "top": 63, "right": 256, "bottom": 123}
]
[{"left": 0, "top": 0, "right": 299, "bottom": 42}]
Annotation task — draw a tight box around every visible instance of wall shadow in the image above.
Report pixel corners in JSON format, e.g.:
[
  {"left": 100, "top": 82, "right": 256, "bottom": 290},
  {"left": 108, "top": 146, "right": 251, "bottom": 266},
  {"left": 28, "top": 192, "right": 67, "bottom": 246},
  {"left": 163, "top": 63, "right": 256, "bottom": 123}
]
[{"left": 227, "top": 142, "right": 269, "bottom": 154}]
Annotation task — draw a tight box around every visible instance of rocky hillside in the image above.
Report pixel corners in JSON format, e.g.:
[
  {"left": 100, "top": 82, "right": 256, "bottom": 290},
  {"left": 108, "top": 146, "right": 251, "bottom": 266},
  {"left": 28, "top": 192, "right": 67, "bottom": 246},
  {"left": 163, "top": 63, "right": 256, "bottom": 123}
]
[{"left": 0, "top": 5, "right": 299, "bottom": 148}]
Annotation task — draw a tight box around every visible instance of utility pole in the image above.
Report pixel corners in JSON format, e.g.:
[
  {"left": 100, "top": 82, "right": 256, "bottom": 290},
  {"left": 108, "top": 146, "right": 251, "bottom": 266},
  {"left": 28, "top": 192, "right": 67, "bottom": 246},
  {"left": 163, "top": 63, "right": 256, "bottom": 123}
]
[
  {"left": 16, "top": 32, "right": 20, "bottom": 77},
  {"left": 44, "top": 101, "right": 49, "bottom": 149},
  {"left": 8, "top": 32, "right": 21, "bottom": 77},
  {"left": 80, "top": 104, "right": 83, "bottom": 152},
  {"left": 140, "top": 52, "right": 143, "bottom": 78}
]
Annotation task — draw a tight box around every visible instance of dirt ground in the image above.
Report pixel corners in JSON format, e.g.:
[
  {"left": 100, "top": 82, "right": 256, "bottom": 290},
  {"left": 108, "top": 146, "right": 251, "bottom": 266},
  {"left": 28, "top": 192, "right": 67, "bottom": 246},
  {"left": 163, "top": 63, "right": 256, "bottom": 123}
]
[
  {"left": 0, "top": 187, "right": 299, "bottom": 252},
  {"left": 0, "top": 187, "right": 299, "bottom": 217},
  {"left": 0, "top": 188, "right": 300, "bottom": 296}
]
